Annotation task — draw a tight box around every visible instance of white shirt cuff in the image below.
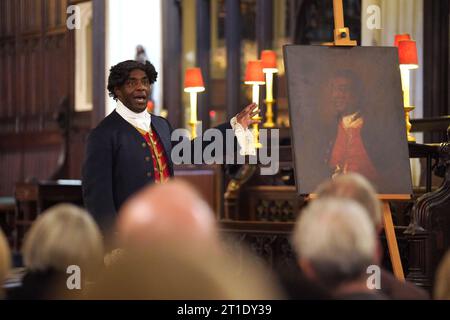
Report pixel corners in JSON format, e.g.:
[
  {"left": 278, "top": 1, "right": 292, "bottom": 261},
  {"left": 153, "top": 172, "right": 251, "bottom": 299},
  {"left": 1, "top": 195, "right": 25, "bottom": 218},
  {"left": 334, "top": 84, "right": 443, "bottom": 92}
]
[{"left": 230, "top": 116, "right": 257, "bottom": 156}]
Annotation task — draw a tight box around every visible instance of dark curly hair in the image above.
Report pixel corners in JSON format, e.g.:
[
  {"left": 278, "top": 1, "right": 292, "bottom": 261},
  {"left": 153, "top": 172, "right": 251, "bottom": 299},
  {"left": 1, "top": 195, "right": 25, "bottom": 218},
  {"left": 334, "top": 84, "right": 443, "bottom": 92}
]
[{"left": 107, "top": 60, "right": 158, "bottom": 100}]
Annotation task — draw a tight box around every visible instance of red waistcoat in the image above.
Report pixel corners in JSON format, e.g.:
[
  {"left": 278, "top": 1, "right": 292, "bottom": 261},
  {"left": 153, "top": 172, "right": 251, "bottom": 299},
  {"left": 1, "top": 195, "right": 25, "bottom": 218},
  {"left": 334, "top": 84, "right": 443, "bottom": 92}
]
[{"left": 136, "top": 127, "right": 171, "bottom": 183}]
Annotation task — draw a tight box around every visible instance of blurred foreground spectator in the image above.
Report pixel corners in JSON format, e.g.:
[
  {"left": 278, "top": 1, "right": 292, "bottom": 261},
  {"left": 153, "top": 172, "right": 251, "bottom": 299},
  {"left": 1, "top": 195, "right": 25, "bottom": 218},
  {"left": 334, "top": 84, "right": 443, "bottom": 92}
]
[
  {"left": 293, "top": 197, "right": 386, "bottom": 299},
  {"left": 7, "top": 204, "right": 104, "bottom": 299},
  {"left": 315, "top": 173, "right": 429, "bottom": 299},
  {"left": 92, "top": 180, "right": 283, "bottom": 299},
  {"left": 434, "top": 250, "right": 450, "bottom": 300},
  {"left": 0, "top": 229, "right": 11, "bottom": 299}
]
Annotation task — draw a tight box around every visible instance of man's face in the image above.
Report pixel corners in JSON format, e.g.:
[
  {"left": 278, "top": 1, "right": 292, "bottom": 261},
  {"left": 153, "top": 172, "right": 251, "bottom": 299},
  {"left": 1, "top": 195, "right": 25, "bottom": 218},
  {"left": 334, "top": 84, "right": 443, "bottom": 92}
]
[
  {"left": 115, "top": 69, "right": 151, "bottom": 113},
  {"left": 331, "top": 77, "right": 356, "bottom": 115}
]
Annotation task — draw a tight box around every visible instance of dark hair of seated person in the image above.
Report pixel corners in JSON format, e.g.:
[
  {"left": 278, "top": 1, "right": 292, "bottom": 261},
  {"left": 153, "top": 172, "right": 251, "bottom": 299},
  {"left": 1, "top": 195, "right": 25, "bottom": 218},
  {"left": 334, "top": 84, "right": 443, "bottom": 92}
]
[{"left": 6, "top": 268, "right": 85, "bottom": 300}]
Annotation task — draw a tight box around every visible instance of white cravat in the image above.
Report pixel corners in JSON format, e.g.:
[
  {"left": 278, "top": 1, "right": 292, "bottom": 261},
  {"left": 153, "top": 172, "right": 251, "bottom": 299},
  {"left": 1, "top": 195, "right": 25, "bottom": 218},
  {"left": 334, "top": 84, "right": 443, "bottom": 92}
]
[
  {"left": 230, "top": 116, "right": 256, "bottom": 156},
  {"left": 115, "top": 100, "right": 151, "bottom": 132},
  {"left": 116, "top": 100, "right": 254, "bottom": 156}
]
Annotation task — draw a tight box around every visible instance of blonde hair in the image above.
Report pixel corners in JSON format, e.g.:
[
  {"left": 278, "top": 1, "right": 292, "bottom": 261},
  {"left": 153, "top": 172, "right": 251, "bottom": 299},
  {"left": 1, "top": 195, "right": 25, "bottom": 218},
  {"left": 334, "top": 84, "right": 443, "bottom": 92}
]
[
  {"left": 22, "top": 204, "right": 104, "bottom": 275},
  {"left": 315, "top": 173, "right": 382, "bottom": 228},
  {"left": 434, "top": 250, "right": 450, "bottom": 300},
  {"left": 0, "top": 229, "right": 11, "bottom": 292}
]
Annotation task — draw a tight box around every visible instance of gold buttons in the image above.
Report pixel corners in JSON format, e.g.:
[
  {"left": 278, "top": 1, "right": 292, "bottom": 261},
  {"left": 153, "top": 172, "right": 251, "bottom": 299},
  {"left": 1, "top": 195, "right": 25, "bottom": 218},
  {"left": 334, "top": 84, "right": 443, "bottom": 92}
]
[
  {"left": 145, "top": 156, "right": 151, "bottom": 162},
  {"left": 147, "top": 172, "right": 152, "bottom": 177},
  {"left": 142, "top": 142, "right": 147, "bottom": 148}
]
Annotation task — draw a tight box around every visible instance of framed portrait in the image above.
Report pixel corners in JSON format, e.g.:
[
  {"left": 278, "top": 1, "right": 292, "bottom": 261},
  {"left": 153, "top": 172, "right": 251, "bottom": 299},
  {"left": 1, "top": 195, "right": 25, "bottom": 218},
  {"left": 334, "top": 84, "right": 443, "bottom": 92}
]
[{"left": 283, "top": 45, "right": 413, "bottom": 195}]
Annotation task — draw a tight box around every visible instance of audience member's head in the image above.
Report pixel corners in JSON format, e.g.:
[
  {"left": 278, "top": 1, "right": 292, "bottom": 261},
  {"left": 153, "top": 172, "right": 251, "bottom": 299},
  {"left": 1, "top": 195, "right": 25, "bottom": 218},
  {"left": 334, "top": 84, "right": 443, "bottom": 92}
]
[
  {"left": 90, "top": 245, "right": 282, "bottom": 300},
  {"left": 0, "top": 229, "right": 11, "bottom": 298},
  {"left": 314, "top": 174, "right": 430, "bottom": 300},
  {"left": 315, "top": 173, "right": 382, "bottom": 231},
  {"left": 434, "top": 250, "right": 450, "bottom": 300},
  {"left": 22, "top": 204, "right": 104, "bottom": 277},
  {"left": 116, "top": 179, "right": 219, "bottom": 251},
  {"left": 95, "top": 180, "right": 283, "bottom": 299},
  {"left": 293, "top": 198, "right": 378, "bottom": 293}
]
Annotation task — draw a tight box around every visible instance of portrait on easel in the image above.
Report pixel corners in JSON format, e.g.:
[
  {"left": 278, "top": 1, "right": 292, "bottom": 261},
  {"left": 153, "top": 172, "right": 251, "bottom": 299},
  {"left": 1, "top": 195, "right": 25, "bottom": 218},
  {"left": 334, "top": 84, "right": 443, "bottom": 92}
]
[
  {"left": 284, "top": 45, "right": 413, "bottom": 195},
  {"left": 321, "top": 69, "right": 379, "bottom": 181}
]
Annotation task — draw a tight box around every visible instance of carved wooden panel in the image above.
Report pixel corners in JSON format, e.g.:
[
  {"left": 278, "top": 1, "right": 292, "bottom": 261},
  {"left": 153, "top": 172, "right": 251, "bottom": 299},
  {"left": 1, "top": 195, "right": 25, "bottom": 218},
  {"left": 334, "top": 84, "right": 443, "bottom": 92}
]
[
  {"left": 20, "top": 0, "right": 42, "bottom": 33},
  {"left": 0, "top": 0, "right": 74, "bottom": 196},
  {"left": 0, "top": 153, "right": 23, "bottom": 196},
  {"left": 220, "top": 221, "right": 297, "bottom": 272},
  {"left": 0, "top": 0, "right": 72, "bottom": 124},
  {"left": 254, "top": 199, "right": 296, "bottom": 222},
  {"left": 238, "top": 185, "right": 303, "bottom": 222},
  {"left": 0, "top": 39, "right": 16, "bottom": 118},
  {"left": 0, "top": 0, "right": 16, "bottom": 38},
  {"left": 0, "top": 131, "right": 62, "bottom": 196},
  {"left": 406, "top": 141, "right": 450, "bottom": 291}
]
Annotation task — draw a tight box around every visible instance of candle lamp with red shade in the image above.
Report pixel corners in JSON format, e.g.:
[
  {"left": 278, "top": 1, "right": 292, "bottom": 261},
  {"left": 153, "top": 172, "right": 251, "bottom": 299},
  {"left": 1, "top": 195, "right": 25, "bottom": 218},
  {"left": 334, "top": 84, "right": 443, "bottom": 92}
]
[
  {"left": 184, "top": 68, "right": 205, "bottom": 139},
  {"left": 395, "top": 35, "right": 419, "bottom": 142}
]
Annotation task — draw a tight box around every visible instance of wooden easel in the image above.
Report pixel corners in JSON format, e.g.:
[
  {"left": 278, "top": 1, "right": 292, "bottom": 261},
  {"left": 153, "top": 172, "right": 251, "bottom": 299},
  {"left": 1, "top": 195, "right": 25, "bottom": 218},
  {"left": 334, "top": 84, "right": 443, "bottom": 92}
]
[
  {"left": 324, "top": 0, "right": 358, "bottom": 46},
  {"left": 379, "top": 195, "right": 409, "bottom": 281},
  {"left": 322, "top": 0, "right": 407, "bottom": 281}
]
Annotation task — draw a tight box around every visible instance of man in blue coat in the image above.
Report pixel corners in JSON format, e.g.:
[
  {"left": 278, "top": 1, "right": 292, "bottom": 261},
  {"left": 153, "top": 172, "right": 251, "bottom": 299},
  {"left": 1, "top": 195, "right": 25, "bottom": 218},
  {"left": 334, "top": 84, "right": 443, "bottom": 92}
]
[{"left": 82, "top": 60, "right": 258, "bottom": 234}]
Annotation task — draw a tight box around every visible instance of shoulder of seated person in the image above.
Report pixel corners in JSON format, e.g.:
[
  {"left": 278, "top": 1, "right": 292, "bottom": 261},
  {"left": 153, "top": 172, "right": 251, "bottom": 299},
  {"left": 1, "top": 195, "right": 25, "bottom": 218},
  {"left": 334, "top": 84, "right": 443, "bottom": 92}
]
[{"left": 380, "top": 268, "right": 430, "bottom": 300}]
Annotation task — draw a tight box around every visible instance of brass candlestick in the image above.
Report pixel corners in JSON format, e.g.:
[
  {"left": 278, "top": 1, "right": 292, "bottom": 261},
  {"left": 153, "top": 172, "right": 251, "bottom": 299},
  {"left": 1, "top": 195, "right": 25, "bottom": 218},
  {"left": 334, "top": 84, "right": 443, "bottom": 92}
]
[
  {"left": 263, "top": 100, "right": 275, "bottom": 128},
  {"left": 252, "top": 115, "right": 263, "bottom": 148},
  {"left": 400, "top": 66, "right": 417, "bottom": 143},
  {"left": 261, "top": 54, "right": 277, "bottom": 128},
  {"left": 404, "top": 106, "right": 416, "bottom": 142},
  {"left": 189, "top": 120, "right": 198, "bottom": 140},
  {"left": 244, "top": 60, "right": 265, "bottom": 149},
  {"left": 188, "top": 91, "right": 199, "bottom": 140}
]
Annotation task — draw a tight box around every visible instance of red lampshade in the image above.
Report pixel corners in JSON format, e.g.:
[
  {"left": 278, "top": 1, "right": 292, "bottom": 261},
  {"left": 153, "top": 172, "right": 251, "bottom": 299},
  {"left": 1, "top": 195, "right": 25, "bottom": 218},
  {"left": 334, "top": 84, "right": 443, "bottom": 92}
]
[
  {"left": 244, "top": 60, "right": 265, "bottom": 85},
  {"left": 398, "top": 40, "right": 418, "bottom": 68},
  {"left": 394, "top": 33, "right": 411, "bottom": 47},
  {"left": 261, "top": 50, "right": 278, "bottom": 73},
  {"left": 184, "top": 68, "right": 205, "bottom": 92}
]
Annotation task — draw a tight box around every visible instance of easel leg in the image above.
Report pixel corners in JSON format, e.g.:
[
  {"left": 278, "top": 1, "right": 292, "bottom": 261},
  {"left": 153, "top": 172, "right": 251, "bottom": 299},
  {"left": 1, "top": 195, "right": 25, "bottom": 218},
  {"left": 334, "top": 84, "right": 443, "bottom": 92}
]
[{"left": 382, "top": 202, "right": 405, "bottom": 281}]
